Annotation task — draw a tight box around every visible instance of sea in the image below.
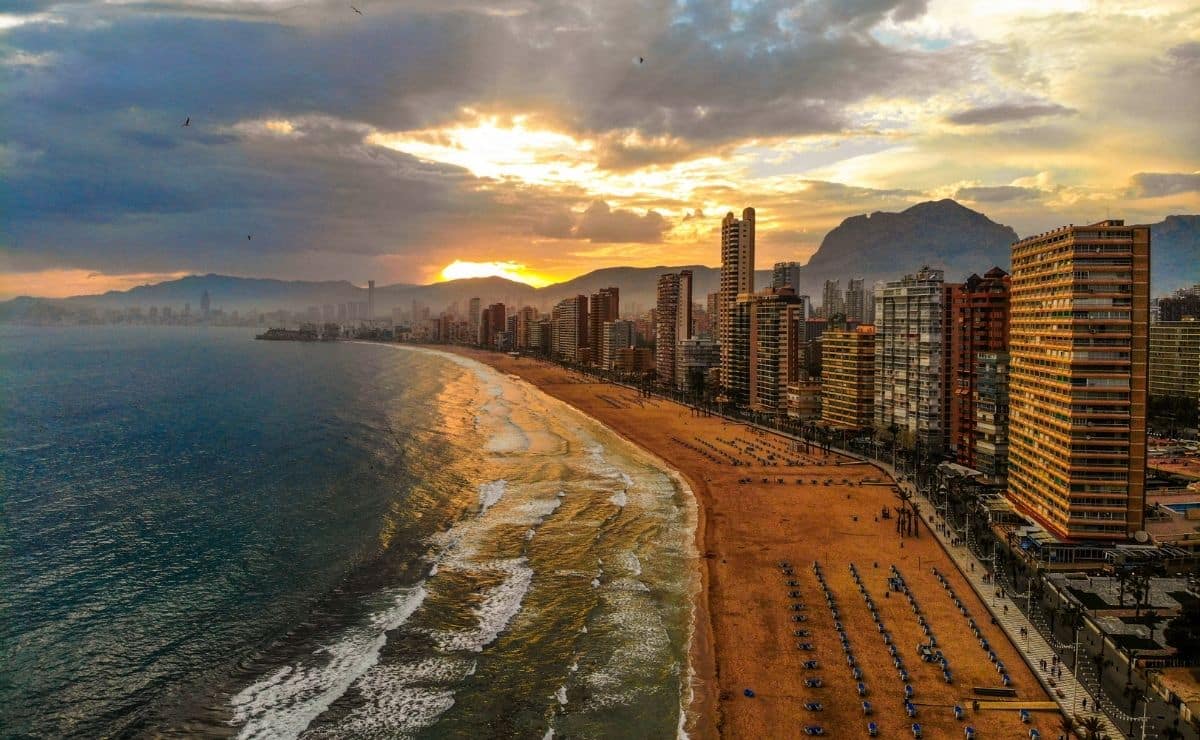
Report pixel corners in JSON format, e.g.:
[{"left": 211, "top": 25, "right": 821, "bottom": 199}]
[{"left": 0, "top": 325, "right": 698, "bottom": 738}]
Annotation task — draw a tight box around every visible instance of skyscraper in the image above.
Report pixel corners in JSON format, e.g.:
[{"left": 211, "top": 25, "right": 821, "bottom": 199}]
[
  {"left": 602, "top": 320, "right": 635, "bottom": 370},
  {"left": 480, "top": 302, "right": 506, "bottom": 348},
  {"left": 946, "top": 267, "right": 1010, "bottom": 467},
  {"left": 974, "top": 352, "right": 1010, "bottom": 487},
  {"left": 772, "top": 261, "right": 803, "bottom": 291},
  {"left": 1007, "top": 220, "right": 1149, "bottom": 541},
  {"left": 874, "top": 266, "right": 946, "bottom": 452},
  {"left": 1149, "top": 319, "right": 1200, "bottom": 404},
  {"left": 719, "top": 208, "right": 755, "bottom": 385},
  {"left": 200, "top": 289, "right": 211, "bottom": 319},
  {"left": 655, "top": 271, "right": 692, "bottom": 384},
  {"left": 367, "top": 280, "right": 375, "bottom": 320},
  {"left": 588, "top": 287, "right": 620, "bottom": 362}
]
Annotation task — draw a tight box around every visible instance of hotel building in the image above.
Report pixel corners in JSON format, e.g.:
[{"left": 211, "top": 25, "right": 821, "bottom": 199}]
[
  {"left": 656, "top": 270, "right": 693, "bottom": 385},
  {"left": 1007, "top": 220, "right": 1149, "bottom": 541},
  {"left": 588, "top": 287, "right": 620, "bottom": 363}
]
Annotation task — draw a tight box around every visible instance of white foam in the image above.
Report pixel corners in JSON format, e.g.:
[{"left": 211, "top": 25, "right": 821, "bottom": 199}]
[
  {"left": 230, "top": 584, "right": 427, "bottom": 739},
  {"left": 608, "top": 488, "right": 628, "bottom": 508},
  {"left": 591, "top": 578, "right": 601, "bottom": 588},
  {"left": 555, "top": 685, "right": 568, "bottom": 705},
  {"left": 478, "top": 479, "right": 507, "bottom": 514},
  {"left": 430, "top": 558, "right": 533, "bottom": 653},
  {"left": 310, "top": 656, "right": 472, "bottom": 737}
]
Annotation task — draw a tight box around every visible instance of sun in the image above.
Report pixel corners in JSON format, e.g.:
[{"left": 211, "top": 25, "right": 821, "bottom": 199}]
[{"left": 438, "top": 260, "right": 552, "bottom": 288}]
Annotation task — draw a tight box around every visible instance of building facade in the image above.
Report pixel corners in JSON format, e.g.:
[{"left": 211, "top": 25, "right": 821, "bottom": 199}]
[
  {"left": 1149, "top": 319, "right": 1200, "bottom": 403},
  {"left": 822, "top": 325, "right": 876, "bottom": 429},
  {"left": 1007, "top": 220, "right": 1150, "bottom": 541},
  {"left": 748, "top": 288, "right": 805, "bottom": 415},
  {"left": 946, "top": 267, "right": 1011, "bottom": 467},
  {"left": 676, "top": 337, "right": 721, "bottom": 393},
  {"left": 772, "top": 261, "right": 803, "bottom": 291},
  {"left": 844, "top": 278, "right": 866, "bottom": 323},
  {"left": 822, "top": 279, "right": 843, "bottom": 319},
  {"left": 874, "top": 266, "right": 947, "bottom": 452},
  {"left": 974, "top": 351, "right": 1010, "bottom": 486}
]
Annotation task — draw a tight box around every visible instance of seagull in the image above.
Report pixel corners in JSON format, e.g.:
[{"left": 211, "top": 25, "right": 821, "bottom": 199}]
[
  {"left": 247, "top": 234, "right": 252, "bottom": 240},
  {"left": 638, "top": 57, "right": 644, "bottom": 64},
  {"left": 182, "top": 117, "right": 190, "bottom": 127},
  {"left": 351, "top": 4, "right": 362, "bottom": 14}
]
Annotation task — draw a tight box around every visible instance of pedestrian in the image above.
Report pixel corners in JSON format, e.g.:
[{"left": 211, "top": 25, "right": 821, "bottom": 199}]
[
  {"left": 1082, "top": 697, "right": 1087, "bottom": 710},
  {"left": 1004, "top": 604, "right": 1009, "bottom": 614}
]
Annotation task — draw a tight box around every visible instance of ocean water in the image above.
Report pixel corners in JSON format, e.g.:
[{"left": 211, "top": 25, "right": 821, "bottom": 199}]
[{"left": 0, "top": 326, "right": 697, "bottom": 738}]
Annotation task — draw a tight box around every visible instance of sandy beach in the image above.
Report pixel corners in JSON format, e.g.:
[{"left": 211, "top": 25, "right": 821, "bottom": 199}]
[{"left": 449, "top": 348, "right": 1052, "bottom": 738}]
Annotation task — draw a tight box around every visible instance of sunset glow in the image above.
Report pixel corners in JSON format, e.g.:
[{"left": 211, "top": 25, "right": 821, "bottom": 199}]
[{"left": 438, "top": 260, "right": 553, "bottom": 288}]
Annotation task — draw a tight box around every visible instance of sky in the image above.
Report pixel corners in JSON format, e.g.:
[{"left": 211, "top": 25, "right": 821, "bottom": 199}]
[{"left": 1, "top": 0, "right": 1197, "bottom": 298}]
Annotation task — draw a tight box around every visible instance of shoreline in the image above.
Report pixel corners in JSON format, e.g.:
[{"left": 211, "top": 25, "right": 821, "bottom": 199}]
[{"left": 436, "top": 347, "right": 721, "bottom": 738}]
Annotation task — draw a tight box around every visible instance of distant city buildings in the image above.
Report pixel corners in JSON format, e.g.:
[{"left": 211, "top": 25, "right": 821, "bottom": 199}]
[
  {"left": 588, "top": 287, "right": 620, "bottom": 358},
  {"left": 772, "top": 261, "right": 803, "bottom": 291},
  {"left": 676, "top": 337, "right": 720, "bottom": 393},
  {"left": 552, "top": 295, "right": 588, "bottom": 362},
  {"left": 602, "top": 319, "right": 635, "bottom": 370},
  {"left": 946, "top": 267, "right": 1010, "bottom": 467}
]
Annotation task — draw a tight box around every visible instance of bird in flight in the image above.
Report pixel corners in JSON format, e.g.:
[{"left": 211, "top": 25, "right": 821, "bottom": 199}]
[
  {"left": 351, "top": 5, "right": 362, "bottom": 14},
  {"left": 247, "top": 234, "right": 252, "bottom": 241},
  {"left": 182, "top": 117, "right": 190, "bottom": 127},
  {"left": 638, "top": 57, "right": 644, "bottom": 64}
]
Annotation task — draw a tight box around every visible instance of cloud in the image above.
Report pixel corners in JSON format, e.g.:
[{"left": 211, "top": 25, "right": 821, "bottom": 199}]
[
  {"left": 954, "top": 185, "right": 1041, "bottom": 202},
  {"left": 946, "top": 102, "right": 1076, "bottom": 126},
  {"left": 574, "top": 200, "right": 667, "bottom": 243},
  {"left": 1128, "top": 172, "right": 1200, "bottom": 198}
]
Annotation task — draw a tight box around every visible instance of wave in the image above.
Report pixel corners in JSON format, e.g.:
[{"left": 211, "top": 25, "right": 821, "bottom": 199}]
[
  {"left": 478, "top": 479, "right": 507, "bottom": 514},
  {"left": 230, "top": 585, "right": 427, "bottom": 739},
  {"left": 429, "top": 558, "right": 533, "bottom": 653}
]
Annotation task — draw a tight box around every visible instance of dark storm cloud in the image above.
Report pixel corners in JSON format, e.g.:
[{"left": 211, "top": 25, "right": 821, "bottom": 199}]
[
  {"left": 946, "top": 102, "right": 1075, "bottom": 126},
  {"left": 1128, "top": 172, "right": 1200, "bottom": 198},
  {"left": 954, "top": 185, "right": 1041, "bottom": 202},
  {"left": 0, "top": 0, "right": 972, "bottom": 278}
]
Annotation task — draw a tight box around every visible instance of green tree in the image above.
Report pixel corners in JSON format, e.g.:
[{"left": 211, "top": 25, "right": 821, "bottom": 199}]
[{"left": 1164, "top": 600, "right": 1200, "bottom": 663}]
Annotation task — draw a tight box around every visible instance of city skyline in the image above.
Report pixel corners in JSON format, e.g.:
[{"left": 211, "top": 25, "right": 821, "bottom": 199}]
[{"left": 2, "top": 1, "right": 1198, "bottom": 299}]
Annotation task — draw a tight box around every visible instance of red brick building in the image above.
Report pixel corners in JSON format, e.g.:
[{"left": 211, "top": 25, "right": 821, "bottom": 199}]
[{"left": 945, "top": 267, "right": 1010, "bottom": 467}]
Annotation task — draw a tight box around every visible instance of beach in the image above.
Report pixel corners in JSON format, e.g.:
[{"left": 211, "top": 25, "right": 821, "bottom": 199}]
[{"left": 451, "top": 348, "right": 1053, "bottom": 738}]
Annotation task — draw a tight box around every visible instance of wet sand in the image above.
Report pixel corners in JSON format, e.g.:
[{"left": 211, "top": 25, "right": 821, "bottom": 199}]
[{"left": 448, "top": 349, "right": 1051, "bottom": 738}]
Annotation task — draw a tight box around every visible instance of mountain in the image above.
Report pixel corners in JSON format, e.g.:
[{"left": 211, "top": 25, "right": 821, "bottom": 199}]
[
  {"left": 1148, "top": 215, "right": 1200, "bottom": 295},
  {"left": 3, "top": 201, "right": 1196, "bottom": 322},
  {"left": 789, "top": 199, "right": 1020, "bottom": 294}
]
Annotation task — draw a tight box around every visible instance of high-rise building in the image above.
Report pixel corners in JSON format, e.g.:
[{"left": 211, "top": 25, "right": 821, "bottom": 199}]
[
  {"left": 676, "top": 337, "right": 721, "bottom": 393},
  {"left": 844, "top": 278, "right": 866, "bottom": 323},
  {"left": 946, "top": 267, "right": 1010, "bottom": 467},
  {"left": 551, "top": 295, "right": 588, "bottom": 361},
  {"left": 1008, "top": 220, "right": 1150, "bottom": 541},
  {"left": 822, "top": 279, "right": 843, "bottom": 319},
  {"left": 515, "top": 306, "right": 539, "bottom": 350},
  {"left": 602, "top": 320, "right": 635, "bottom": 369},
  {"left": 529, "top": 316, "right": 552, "bottom": 355},
  {"left": 367, "top": 280, "right": 375, "bottom": 319},
  {"left": 200, "top": 290, "right": 211, "bottom": 319},
  {"left": 588, "top": 287, "right": 620, "bottom": 361},
  {"left": 1149, "top": 319, "right": 1200, "bottom": 404},
  {"left": 728, "top": 295, "right": 753, "bottom": 406},
  {"left": 822, "top": 325, "right": 876, "bottom": 429},
  {"left": 655, "top": 271, "right": 693, "bottom": 384},
  {"left": 719, "top": 208, "right": 755, "bottom": 385},
  {"left": 748, "top": 287, "right": 805, "bottom": 415},
  {"left": 772, "top": 261, "right": 803, "bottom": 291},
  {"left": 874, "top": 266, "right": 946, "bottom": 452},
  {"left": 974, "top": 352, "right": 1010, "bottom": 487}
]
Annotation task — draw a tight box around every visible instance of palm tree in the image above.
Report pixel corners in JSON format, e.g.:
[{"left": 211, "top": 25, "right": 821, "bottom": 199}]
[
  {"left": 1058, "top": 713, "right": 1077, "bottom": 739},
  {"left": 1123, "top": 683, "right": 1147, "bottom": 735},
  {"left": 1076, "top": 714, "right": 1104, "bottom": 740}
]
